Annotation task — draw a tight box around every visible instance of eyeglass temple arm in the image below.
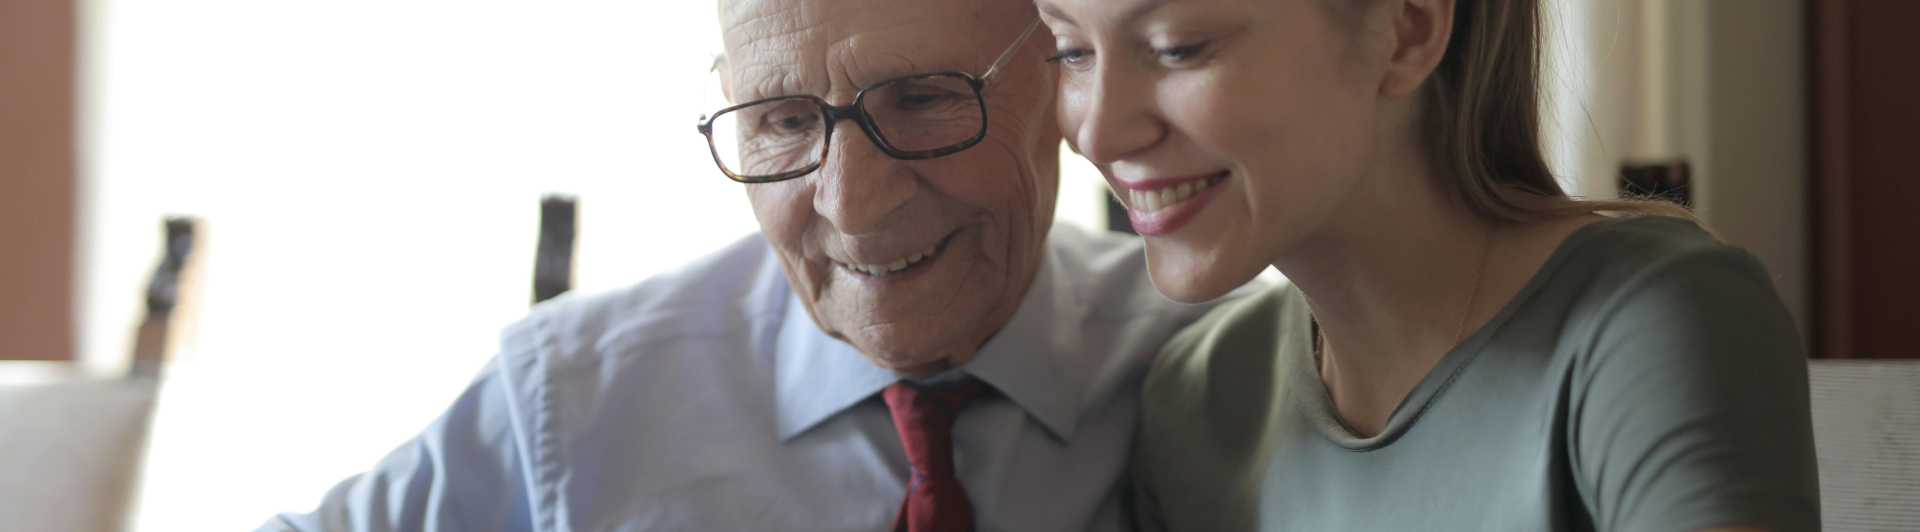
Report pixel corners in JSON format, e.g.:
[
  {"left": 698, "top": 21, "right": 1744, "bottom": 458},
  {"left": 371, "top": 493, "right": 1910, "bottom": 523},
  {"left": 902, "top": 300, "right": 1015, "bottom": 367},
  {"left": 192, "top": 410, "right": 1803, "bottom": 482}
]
[{"left": 980, "top": 17, "right": 1043, "bottom": 84}]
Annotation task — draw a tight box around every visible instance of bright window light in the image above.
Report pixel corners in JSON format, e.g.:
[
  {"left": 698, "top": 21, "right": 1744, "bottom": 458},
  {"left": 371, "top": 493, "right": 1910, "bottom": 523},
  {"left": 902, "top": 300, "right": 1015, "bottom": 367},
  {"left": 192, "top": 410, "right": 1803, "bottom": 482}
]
[{"left": 85, "top": 2, "right": 1109, "bottom": 530}]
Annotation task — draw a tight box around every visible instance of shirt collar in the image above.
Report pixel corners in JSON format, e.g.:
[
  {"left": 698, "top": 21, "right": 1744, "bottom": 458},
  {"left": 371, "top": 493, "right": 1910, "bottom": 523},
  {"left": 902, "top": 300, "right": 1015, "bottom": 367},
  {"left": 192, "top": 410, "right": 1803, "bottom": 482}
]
[{"left": 773, "top": 246, "right": 1087, "bottom": 441}]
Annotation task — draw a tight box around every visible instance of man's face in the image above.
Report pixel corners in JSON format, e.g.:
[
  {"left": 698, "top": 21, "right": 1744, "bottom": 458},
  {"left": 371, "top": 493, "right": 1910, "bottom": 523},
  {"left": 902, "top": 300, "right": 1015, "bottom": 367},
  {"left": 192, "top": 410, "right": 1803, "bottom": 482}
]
[{"left": 720, "top": 0, "right": 1061, "bottom": 375}]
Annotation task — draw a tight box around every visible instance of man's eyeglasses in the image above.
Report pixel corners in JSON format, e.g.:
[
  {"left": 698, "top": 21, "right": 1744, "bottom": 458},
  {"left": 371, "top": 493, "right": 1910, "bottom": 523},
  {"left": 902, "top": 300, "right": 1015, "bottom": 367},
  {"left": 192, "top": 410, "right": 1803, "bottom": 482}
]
[{"left": 696, "top": 18, "right": 1043, "bottom": 184}]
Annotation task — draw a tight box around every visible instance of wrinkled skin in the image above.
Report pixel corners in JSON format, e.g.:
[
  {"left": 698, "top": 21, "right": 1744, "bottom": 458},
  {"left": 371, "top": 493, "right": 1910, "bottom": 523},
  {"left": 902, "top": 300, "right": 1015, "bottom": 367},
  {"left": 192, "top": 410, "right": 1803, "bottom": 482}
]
[{"left": 720, "top": 0, "right": 1061, "bottom": 375}]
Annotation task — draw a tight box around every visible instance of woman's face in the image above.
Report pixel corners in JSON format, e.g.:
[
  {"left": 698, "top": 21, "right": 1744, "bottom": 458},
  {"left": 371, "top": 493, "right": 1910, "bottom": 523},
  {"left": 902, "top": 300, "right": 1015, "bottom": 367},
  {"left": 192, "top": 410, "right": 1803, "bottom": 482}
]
[{"left": 1041, "top": 0, "right": 1394, "bottom": 302}]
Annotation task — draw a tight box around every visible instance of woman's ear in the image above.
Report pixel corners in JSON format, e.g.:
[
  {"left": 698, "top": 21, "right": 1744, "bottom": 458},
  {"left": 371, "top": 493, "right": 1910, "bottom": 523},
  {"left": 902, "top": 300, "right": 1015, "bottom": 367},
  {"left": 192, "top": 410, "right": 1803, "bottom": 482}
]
[{"left": 1378, "top": 0, "right": 1454, "bottom": 98}]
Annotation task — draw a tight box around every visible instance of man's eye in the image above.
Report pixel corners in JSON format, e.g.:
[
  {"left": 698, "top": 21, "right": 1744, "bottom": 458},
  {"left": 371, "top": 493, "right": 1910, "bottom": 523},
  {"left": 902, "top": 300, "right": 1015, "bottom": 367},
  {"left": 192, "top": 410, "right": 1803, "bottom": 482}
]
[
  {"left": 765, "top": 110, "right": 819, "bottom": 132},
  {"left": 897, "top": 92, "right": 945, "bottom": 108},
  {"left": 777, "top": 115, "right": 812, "bottom": 128}
]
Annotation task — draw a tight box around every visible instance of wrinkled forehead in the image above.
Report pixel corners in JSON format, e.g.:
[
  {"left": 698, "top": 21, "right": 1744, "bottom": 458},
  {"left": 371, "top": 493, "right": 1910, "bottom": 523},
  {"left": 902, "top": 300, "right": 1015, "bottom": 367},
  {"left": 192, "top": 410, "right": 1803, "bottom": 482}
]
[{"left": 719, "top": 0, "right": 1030, "bottom": 102}]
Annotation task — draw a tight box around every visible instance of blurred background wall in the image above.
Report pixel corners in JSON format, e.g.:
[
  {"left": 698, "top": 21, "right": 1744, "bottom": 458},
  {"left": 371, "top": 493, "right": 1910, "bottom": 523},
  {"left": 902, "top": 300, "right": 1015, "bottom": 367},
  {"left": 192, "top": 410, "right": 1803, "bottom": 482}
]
[
  {"left": 0, "top": 0, "right": 1914, "bottom": 530},
  {"left": 0, "top": 0, "right": 76, "bottom": 362},
  {"left": 1540, "top": 0, "right": 1810, "bottom": 332},
  {"left": 1542, "top": 0, "right": 1919, "bottom": 361},
  {"left": 1811, "top": 0, "right": 1920, "bottom": 363}
]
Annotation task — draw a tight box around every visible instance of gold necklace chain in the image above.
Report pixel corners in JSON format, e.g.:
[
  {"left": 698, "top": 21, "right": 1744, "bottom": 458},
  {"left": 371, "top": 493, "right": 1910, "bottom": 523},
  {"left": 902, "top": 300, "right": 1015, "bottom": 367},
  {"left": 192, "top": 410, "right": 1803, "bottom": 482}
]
[{"left": 1315, "top": 224, "right": 1494, "bottom": 371}]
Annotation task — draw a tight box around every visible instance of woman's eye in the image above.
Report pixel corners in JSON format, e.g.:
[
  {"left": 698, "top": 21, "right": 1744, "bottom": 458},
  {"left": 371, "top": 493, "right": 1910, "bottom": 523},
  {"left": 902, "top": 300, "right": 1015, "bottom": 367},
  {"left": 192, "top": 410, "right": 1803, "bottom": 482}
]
[
  {"left": 1045, "top": 48, "right": 1094, "bottom": 68},
  {"left": 1154, "top": 42, "right": 1211, "bottom": 65}
]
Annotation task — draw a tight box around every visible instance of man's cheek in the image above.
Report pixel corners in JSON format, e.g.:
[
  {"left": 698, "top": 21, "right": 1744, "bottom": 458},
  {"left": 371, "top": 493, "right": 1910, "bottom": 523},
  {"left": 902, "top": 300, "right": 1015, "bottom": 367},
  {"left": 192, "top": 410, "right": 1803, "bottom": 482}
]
[{"left": 749, "top": 184, "right": 813, "bottom": 247}]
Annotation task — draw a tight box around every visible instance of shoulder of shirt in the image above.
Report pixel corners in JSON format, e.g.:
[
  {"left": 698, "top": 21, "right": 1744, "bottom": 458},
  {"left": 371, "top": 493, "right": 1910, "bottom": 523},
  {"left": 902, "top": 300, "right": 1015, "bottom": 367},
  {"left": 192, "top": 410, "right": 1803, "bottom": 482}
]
[
  {"left": 1144, "top": 281, "right": 1302, "bottom": 390},
  {"left": 1551, "top": 214, "right": 1776, "bottom": 316},
  {"left": 1046, "top": 223, "right": 1265, "bottom": 324},
  {"left": 1141, "top": 215, "right": 1772, "bottom": 387},
  {"left": 1536, "top": 214, "right": 1797, "bottom": 368},
  {"left": 495, "top": 232, "right": 789, "bottom": 371}
]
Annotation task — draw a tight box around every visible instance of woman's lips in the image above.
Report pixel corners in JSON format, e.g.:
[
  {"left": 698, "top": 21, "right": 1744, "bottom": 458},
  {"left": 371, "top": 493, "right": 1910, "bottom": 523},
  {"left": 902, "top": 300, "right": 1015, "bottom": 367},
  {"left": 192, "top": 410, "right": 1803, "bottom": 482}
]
[
  {"left": 1112, "top": 171, "right": 1226, "bottom": 192},
  {"left": 1123, "top": 171, "right": 1230, "bottom": 236},
  {"left": 1119, "top": 171, "right": 1228, "bottom": 212}
]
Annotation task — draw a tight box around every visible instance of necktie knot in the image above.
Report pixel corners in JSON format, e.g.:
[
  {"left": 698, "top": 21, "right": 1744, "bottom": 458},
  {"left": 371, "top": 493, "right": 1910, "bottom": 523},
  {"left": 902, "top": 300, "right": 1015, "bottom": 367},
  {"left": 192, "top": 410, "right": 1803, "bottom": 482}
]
[{"left": 883, "top": 378, "right": 988, "bottom": 532}]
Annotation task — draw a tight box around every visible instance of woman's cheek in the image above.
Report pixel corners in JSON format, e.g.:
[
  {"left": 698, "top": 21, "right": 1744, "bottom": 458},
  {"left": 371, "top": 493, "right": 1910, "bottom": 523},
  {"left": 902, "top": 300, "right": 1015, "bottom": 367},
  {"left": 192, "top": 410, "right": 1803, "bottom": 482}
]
[
  {"left": 1160, "top": 73, "right": 1252, "bottom": 157},
  {"left": 1057, "top": 76, "right": 1094, "bottom": 149}
]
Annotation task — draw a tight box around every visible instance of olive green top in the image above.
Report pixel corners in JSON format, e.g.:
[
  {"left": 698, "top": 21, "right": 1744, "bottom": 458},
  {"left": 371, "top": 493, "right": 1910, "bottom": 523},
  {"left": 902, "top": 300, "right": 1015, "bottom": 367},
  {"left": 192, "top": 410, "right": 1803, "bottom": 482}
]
[{"left": 1134, "top": 215, "right": 1820, "bottom": 532}]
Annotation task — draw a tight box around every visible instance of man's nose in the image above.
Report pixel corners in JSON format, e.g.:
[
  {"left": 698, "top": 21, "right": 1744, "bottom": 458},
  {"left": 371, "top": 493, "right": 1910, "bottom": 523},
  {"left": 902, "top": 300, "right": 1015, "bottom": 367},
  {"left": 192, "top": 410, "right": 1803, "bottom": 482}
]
[
  {"left": 1070, "top": 64, "right": 1164, "bottom": 165},
  {"left": 812, "top": 122, "right": 917, "bottom": 236}
]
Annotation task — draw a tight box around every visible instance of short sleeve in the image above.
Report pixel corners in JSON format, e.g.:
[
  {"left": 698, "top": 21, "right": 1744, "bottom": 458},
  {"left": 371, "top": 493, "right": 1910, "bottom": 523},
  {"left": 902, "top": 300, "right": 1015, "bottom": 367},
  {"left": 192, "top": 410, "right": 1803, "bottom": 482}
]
[
  {"left": 255, "top": 360, "right": 537, "bottom": 532},
  {"left": 1571, "top": 247, "right": 1820, "bottom": 532}
]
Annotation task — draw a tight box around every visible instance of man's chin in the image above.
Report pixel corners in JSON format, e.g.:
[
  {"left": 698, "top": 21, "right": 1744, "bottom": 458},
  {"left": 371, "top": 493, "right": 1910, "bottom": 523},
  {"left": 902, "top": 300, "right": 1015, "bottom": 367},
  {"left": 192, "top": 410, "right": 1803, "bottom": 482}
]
[
  {"left": 865, "top": 354, "right": 956, "bottom": 377},
  {"left": 850, "top": 333, "right": 976, "bottom": 377}
]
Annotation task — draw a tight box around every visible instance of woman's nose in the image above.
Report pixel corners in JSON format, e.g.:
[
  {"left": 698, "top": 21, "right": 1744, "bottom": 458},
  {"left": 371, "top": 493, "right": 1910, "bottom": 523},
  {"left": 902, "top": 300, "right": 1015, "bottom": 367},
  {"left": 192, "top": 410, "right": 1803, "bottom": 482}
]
[{"left": 1068, "top": 64, "right": 1164, "bottom": 165}]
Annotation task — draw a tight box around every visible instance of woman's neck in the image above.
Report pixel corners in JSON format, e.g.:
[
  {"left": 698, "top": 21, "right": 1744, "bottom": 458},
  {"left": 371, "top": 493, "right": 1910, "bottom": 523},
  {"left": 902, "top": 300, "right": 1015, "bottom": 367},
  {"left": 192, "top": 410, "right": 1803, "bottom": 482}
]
[
  {"left": 1275, "top": 140, "right": 1604, "bottom": 437},
  {"left": 1273, "top": 133, "right": 1494, "bottom": 437}
]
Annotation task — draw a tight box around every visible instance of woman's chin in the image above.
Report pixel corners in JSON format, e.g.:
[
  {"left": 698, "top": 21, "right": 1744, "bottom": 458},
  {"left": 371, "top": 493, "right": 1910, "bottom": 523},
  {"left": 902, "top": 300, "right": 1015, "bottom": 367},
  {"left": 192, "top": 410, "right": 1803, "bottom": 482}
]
[{"left": 1144, "top": 253, "right": 1264, "bottom": 304}]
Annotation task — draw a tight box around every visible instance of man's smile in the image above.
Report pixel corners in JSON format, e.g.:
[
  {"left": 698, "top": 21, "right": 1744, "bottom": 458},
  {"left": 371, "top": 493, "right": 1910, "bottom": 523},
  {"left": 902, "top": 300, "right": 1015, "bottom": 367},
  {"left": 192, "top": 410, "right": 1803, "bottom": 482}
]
[{"left": 833, "top": 232, "right": 955, "bottom": 277}]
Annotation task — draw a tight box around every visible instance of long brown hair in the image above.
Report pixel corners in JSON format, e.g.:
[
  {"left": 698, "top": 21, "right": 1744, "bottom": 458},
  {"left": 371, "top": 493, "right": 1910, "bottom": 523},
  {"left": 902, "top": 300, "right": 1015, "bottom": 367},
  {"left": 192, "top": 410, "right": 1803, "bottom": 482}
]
[{"left": 1408, "top": 0, "right": 1694, "bottom": 224}]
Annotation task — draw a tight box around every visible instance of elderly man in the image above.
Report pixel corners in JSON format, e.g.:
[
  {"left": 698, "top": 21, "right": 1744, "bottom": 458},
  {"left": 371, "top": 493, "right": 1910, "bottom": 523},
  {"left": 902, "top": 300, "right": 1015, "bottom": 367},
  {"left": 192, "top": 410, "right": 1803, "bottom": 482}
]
[{"left": 259, "top": 0, "right": 1246, "bottom": 530}]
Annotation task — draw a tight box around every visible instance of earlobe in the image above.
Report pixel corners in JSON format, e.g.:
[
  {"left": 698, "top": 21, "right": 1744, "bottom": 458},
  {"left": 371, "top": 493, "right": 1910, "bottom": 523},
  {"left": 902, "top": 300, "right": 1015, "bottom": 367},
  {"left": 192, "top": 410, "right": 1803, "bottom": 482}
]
[{"left": 1379, "top": 0, "right": 1454, "bottom": 98}]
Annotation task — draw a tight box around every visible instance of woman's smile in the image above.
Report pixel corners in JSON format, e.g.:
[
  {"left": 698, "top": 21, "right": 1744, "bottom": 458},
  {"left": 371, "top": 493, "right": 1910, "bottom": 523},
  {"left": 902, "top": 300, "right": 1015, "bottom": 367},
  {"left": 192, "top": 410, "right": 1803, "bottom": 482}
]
[{"left": 1115, "top": 170, "right": 1232, "bottom": 235}]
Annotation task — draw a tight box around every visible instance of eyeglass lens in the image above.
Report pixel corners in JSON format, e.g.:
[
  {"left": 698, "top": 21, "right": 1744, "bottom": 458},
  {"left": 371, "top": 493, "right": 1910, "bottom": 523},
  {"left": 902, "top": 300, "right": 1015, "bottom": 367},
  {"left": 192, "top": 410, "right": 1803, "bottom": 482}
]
[{"left": 706, "top": 75, "right": 984, "bottom": 180}]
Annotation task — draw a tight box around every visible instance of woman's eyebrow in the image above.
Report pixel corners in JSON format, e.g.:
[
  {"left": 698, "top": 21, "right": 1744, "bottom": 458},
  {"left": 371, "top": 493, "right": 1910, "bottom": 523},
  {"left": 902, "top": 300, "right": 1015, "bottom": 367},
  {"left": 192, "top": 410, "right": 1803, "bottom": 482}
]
[
  {"left": 1038, "top": 3, "right": 1078, "bottom": 26},
  {"left": 1039, "top": 0, "right": 1171, "bottom": 28}
]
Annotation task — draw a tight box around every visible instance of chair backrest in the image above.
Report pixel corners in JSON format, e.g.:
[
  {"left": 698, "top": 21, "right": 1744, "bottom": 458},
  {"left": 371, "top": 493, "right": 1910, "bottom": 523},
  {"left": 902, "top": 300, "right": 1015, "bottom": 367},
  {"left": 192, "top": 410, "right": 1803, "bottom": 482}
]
[
  {"left": 0, "top": 380, "right": 158, "bottom": 532},
  {"left": 533, "top": 194, "right": 577, "bottom": 304},
  {"left": 1809, "top": 359, "right": 1920, "bottom": 531},
  {"left": 130, "top": 216, "right": 200, "bottom": 376},
  {"left": 0, "top": 216, "right": 200, "bottom": 531}
]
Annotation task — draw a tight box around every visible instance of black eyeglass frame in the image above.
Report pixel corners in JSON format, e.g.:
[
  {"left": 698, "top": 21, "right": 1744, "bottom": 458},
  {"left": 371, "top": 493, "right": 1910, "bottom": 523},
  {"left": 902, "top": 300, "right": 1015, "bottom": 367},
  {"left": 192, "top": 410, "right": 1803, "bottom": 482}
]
[{"left": 696, "top": 18, "right": 1042, "bottom": 184}]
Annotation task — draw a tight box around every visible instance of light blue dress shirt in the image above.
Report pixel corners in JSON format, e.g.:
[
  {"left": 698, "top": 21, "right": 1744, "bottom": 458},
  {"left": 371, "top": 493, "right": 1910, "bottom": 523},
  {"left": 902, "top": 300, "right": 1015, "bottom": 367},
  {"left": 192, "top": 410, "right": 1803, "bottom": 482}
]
[{"left": 259, "top": 224, "right": 1247, "bottom": 532}]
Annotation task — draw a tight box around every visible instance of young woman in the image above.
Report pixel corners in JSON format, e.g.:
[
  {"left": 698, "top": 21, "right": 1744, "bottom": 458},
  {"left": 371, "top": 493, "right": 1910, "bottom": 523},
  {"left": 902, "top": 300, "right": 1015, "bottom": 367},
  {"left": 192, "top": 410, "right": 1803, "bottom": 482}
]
[{"left": 1036, "top": 0, "right": 1818, "bottom": 530}]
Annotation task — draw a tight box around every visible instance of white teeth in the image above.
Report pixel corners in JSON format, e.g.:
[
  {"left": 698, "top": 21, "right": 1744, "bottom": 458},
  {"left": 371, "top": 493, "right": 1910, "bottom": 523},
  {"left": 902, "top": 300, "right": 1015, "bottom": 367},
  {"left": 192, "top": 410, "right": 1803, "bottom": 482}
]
[
  {"left": 844, "top": 242, "right": 942, "bottom": 277},
  {"left": 1129, "top": 174, "right": 1223, "bottom": 213}
]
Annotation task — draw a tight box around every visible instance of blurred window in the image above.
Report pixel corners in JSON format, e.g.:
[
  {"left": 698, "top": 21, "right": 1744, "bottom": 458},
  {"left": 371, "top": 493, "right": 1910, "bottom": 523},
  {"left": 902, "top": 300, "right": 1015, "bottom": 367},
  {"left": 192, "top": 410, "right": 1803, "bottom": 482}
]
[{"left": 85, "top": 2, "right": 1106, "bottom": 528}]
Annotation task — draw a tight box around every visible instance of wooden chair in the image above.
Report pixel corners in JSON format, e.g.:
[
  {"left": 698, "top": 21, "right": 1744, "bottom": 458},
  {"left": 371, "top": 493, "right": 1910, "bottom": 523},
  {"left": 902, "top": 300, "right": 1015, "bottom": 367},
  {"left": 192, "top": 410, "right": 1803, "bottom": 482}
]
[
  {"left": 130, "top": 217, "right": 200, "bottom": 376},
  {"left": 0, "top": 217, "right": 200, "bottom": 532},
  {"left": 533, "top": 194, "right": 577, "bottom": 304}
]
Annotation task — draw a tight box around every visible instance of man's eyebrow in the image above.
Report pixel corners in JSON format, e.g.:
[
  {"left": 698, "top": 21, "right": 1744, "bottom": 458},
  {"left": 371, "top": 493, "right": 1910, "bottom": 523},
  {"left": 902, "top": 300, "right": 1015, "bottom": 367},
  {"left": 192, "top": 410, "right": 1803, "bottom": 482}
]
[
  {"left": 735, "top": 65, "right": 808, "bottom": 102},
  {"left": 1039, "top": 0, "right": 1170, "bottom": 29}
]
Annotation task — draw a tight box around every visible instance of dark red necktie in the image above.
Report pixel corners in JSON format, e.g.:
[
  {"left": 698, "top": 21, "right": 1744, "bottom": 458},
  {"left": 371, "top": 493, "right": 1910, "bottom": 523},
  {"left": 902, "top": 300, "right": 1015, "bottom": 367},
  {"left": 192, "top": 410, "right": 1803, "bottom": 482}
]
[{"left": 883, "top": 379, "right": 989, "bottom": 532}]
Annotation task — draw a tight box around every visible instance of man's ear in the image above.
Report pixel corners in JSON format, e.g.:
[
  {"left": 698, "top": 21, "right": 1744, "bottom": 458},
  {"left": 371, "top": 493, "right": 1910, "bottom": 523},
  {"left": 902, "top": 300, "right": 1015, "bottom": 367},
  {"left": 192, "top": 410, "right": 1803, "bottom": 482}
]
[
  {"left": 1378, "top": 0, "right": 1454, "bottom": 98},
  {"left": 714, "top": 53, "right": 736, "bottom": 104}
]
